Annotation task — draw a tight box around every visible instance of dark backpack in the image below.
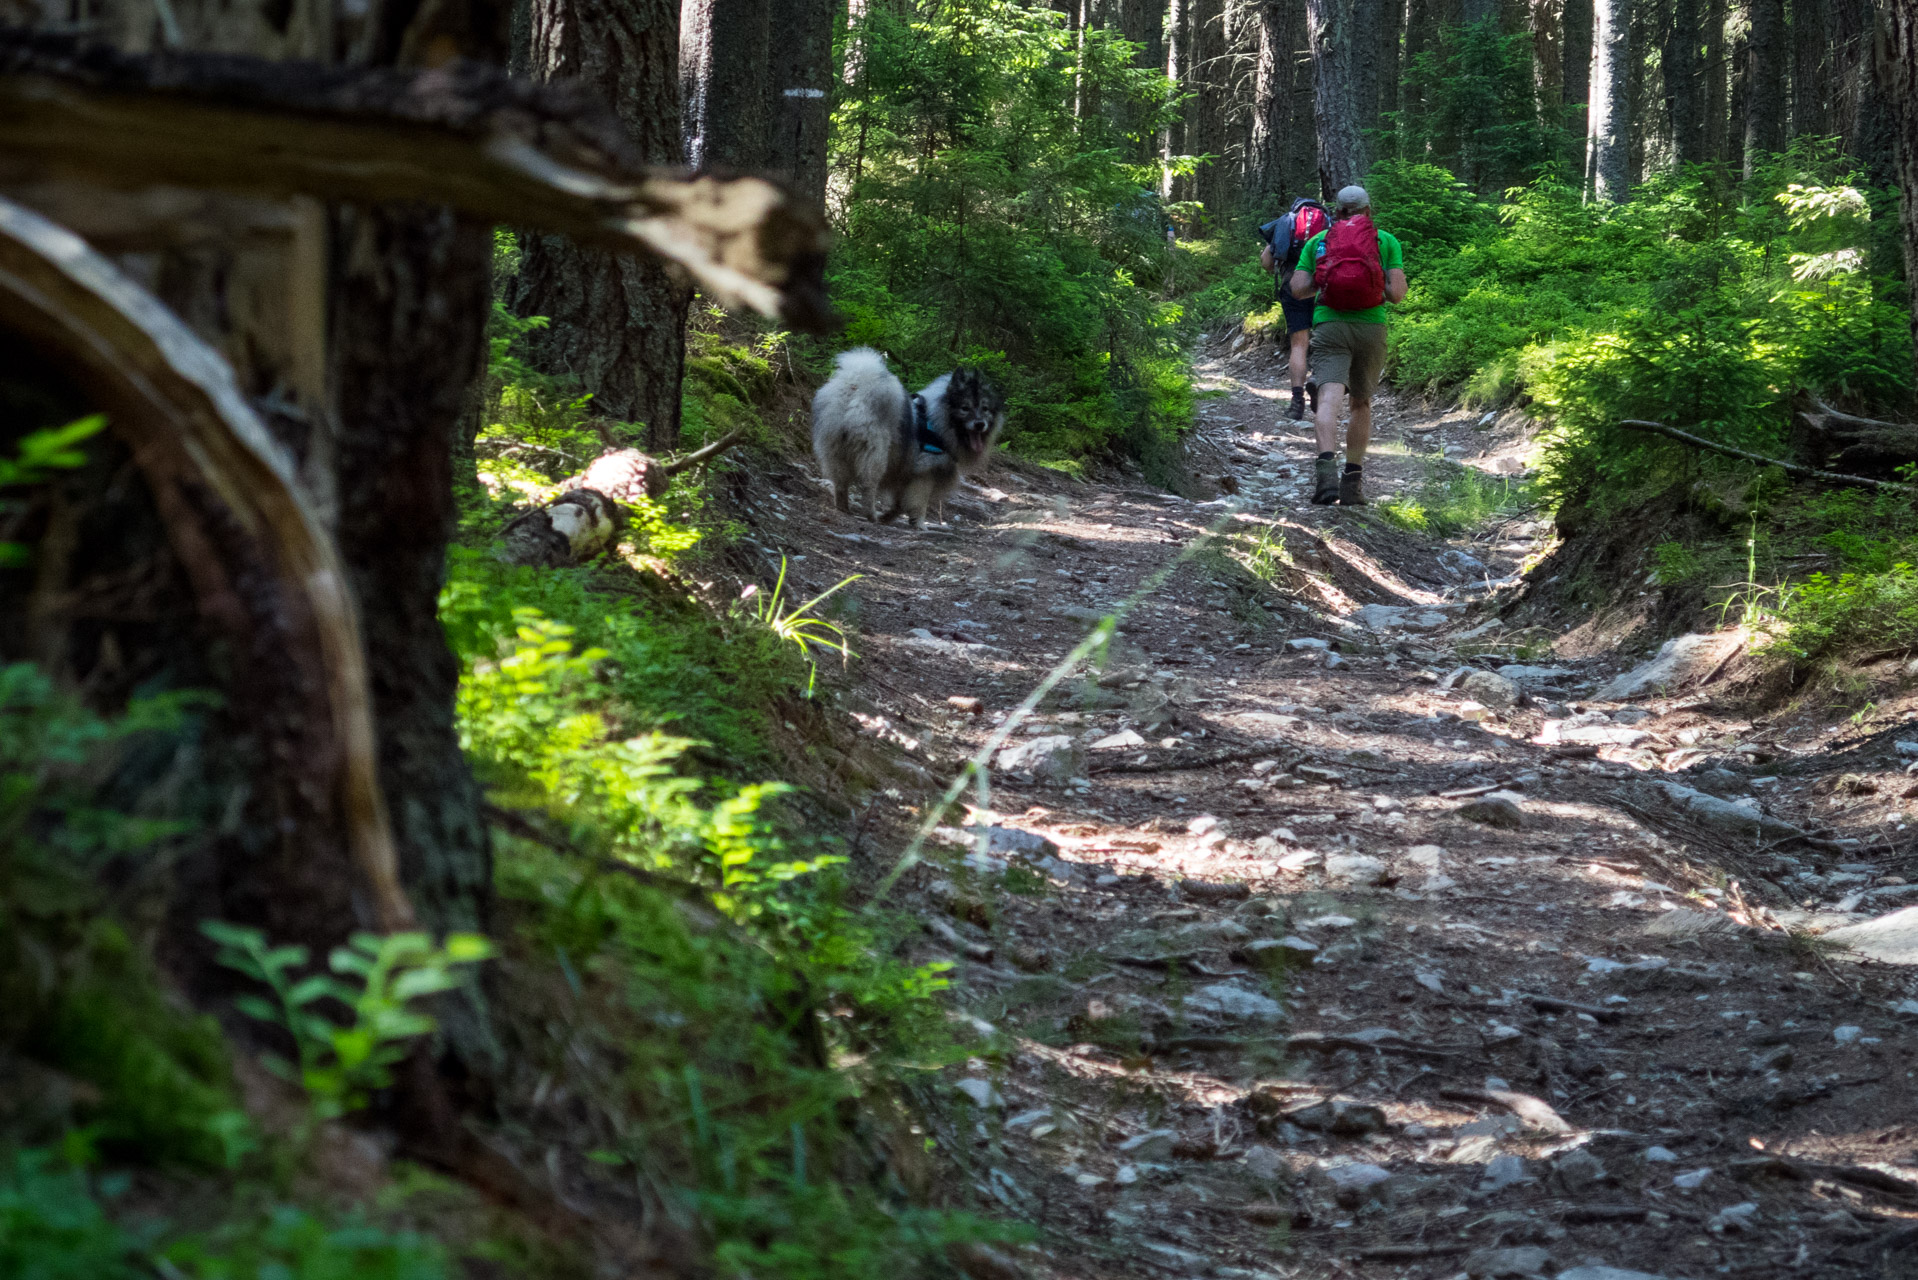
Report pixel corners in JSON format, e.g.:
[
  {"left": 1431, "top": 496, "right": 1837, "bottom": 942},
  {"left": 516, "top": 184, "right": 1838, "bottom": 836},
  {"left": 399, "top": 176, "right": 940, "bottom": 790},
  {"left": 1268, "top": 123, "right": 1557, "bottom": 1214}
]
[
  {"left": 1315, "top": 213, "right": 1386, "bottom": 311},
  {"left": 1258, "top": 198, "right": 1329, "bottom": 275}
]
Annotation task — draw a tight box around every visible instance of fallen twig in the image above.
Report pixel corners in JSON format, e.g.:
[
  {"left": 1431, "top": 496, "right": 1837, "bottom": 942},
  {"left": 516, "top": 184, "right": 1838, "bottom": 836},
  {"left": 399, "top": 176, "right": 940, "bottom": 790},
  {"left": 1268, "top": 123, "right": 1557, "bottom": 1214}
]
[
  {"left": 1619, "top": 420, "right": 1915, "bottom": 492},
  {"left": 1521, "top": 993, "right": 1624, "bottom": 1023}
]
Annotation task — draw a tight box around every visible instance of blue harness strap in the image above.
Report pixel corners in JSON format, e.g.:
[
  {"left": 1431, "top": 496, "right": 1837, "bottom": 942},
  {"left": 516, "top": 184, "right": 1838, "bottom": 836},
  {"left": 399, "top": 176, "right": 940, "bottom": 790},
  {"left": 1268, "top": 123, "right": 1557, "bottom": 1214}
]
[{"left": 902, "top": 393, "right": 943, "bottom": 454}]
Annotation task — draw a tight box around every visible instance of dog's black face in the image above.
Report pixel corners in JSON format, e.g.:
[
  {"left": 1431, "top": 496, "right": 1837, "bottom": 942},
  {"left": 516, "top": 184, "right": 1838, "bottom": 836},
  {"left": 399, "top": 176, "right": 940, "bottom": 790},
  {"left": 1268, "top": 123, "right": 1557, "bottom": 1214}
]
[{"left": 943, "top": 369, "right": 1006, "bottom": 460}]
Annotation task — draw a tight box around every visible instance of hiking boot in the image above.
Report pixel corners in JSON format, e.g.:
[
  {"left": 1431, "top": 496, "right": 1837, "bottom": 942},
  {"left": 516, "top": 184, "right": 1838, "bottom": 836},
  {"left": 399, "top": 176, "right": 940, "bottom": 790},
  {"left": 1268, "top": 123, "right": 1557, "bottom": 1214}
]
[
  {"left": 1312, "top": 456, "right": 1341, "bottom": 505},
  {"left": 1288, "top": 387, "right": 1306, "bottom": 421},
  {"left": 1339, "top": 466, "right": 1366, "bottom": 506}
]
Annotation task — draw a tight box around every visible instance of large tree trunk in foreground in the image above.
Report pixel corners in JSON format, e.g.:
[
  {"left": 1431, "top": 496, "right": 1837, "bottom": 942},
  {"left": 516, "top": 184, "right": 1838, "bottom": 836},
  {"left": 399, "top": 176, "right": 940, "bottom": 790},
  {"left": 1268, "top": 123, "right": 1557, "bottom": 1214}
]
[
  {"left": 680, "top": 0, "right": 773, "bottom": 171},
  {"left": 509, "top": 0, "right": 687, "bottom": 445},
  {"left": 1887, "top": 0, "right": 1918, "bottom": 398},
  {"left": 1562, "top": 0, "right": 1595, "bottom": 168},
  {"left": 1586, "top": 0, "right": 1631, "bottom": 200},
  {"left": 1161, "top": 0, "right": 1189, "bottom": 200},
  {"left": 1308, "top": 0, "right": 1370, "bottom": 194}
]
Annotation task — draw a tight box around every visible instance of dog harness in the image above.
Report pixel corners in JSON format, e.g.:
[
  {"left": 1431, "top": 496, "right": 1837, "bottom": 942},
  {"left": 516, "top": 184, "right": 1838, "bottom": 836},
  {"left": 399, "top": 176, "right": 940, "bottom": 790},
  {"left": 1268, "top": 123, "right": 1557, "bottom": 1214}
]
[{"left": 901, "top": 393, "right": 943, "bottom": 454}]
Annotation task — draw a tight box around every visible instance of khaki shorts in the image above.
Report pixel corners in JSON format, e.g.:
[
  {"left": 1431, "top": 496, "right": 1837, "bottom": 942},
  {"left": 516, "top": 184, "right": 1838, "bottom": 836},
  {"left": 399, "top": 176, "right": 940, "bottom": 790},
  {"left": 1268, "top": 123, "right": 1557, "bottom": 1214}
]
[{"left": 1309, "top": 321, "right": 1388, "bottom": 398}]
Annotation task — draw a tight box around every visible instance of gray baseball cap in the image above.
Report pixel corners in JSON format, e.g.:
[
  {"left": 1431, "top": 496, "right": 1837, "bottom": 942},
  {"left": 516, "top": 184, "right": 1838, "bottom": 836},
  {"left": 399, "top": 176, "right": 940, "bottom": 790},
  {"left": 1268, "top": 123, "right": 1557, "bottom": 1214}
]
[{"left": 1336, "top": 184, "right": 1370, "bottom": 209}]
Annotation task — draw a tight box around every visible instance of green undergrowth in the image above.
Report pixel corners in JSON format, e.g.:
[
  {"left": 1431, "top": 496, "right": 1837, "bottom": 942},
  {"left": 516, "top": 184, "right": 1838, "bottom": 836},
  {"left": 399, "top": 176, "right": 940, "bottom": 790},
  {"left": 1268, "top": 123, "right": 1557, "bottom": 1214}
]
[{"left": 1375, "top": 460, "right": 1533, "bottom": 537}]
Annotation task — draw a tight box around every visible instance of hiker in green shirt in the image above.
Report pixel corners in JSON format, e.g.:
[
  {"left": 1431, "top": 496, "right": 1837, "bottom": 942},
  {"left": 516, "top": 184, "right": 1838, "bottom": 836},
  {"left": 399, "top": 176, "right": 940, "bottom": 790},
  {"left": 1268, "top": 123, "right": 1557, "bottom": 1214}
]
[{"left": 1288, "top": 185, "right": 1408, "bottom": 506}]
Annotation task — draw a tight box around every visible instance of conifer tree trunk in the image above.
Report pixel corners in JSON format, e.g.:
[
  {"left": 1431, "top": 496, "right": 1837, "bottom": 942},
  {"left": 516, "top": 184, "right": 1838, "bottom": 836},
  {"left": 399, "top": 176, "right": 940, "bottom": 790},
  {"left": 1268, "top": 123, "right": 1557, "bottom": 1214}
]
[
  {"left": 1885, "top": 0, "right": 1918, "bottom": 394},
  {"left": 1379, "top": 0, "right": 1405, "bottom": 146},
  {"left": 680, "top": 0, "right": 772, "bottom": 172},
  {"left": 1534, "top": 0, "right": 1565, "bottom": 123},
  {"left": 1192, "top": 0, "right": 1228, "bottom": 219},
  {"left": 1162, "top": 0, "right": 1189, "bottom": 199},
  {"left": 1727, "top": 2, "right": 1750, "bottom": 163},
  {"left": 1251, "top": 0, "right": 1288, "bottom": 203},
  {"left": 1563, "top": 0, "right": 1594, "bottom": 166},
  {"left": 1788, "top": 0, "right": 1828, "bottom": 139},
  {"left": 1586, "top": 0, "right": 1632, "bottom": 199},
  {"left": 769, "top": 0, "right": 835, "bottom": 211},
  {"left": 508, "top": 0, "right": 687, "bottom": 445},
  {"left": 1742, "top": 0, "right": 1785, "bottom": 173},
  {"left": 1404, "top": 0, "right": 1439, "bottom": 156},
  {"left": 1704, "top": 0, "right": 1729, "bottom": 158},
  {"left": 1667, "top": 0, "right": 1706, "bottom": 162},
  {"left": 1307, "top": 0, "right": 1370, "bottom": 192},
  {"left": 1353, "top": 0, "right": 1384, "bottom": 140},
  {"left": 1285, "top": 0, "right": 1319, "bottom": 189}
]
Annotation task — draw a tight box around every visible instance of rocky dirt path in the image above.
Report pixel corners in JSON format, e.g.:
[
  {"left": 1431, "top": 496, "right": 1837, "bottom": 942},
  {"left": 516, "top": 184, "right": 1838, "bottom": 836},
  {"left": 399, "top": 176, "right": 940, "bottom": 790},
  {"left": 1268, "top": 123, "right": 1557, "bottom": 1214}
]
[{"left": 739, "top": 345, "right": 1918, "bottom": 1280}]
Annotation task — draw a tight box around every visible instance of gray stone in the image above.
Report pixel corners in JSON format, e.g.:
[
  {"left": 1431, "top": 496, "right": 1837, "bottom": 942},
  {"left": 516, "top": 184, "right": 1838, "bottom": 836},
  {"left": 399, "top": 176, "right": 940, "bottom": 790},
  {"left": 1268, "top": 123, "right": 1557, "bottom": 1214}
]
[
  {"left": 1552, "top": 1147, "right": 1608, "bottom": 1192},
  {"left": 1295, "top": 764, "right": 1344, "bottom": 785},
  {"left": 1317, "top": 1160, "right": 1393, "bottom": 1206},
  {"left": 1286, "top": 637, "right": 1331, "bottom": 651},
  {"left": 996, "top": 735, "right": 1082, "bottom": 780},
  {"left": 1325, "top": 853, "right": 1389, "bottom": 885},
  {"left": 1287, "top": 1099, "right": 1388, "bottom": 1135},
  {"left": 1242, "top": 1144, "right": 1286, "bottom": 1182},
  {"left": 1640, "top": 1146, "right": 1676, "bottom": 1163},
  {"left": 1458, "top": 793, "right": 1525, "bottom": 830},
  {"left": 975, "top": 825, "right": 1059, "bottom": 857},
  {"left": 1460, "top": 669, "right": 1521, "bottom": 708},
  {"left": 1498, "top": 664, "right": 1574, "bottom": 683},
  {"left": 1090, "top": 729, "right": 1146, "bottom": 750},
  {"left": 1116, "top": 1129, "right": 1178, "bottom": 1161},
  {"left": 1465, "top": 1245, "right": 1553, "bottom": 1278},
  {"left": 1353, "top": 603, "right": 1451, "bottom": 631},
  {"left": 1825, "top": 906, "right": 1918, "bottom": 965},
  {"left": 1596, "top": 631, "right": 1746, "bottom": 700},
  {"left": 1186, "top": 982, "right": 1285, "bottom": 1023},
  {"left": 1649, "top": 782, "right": 1805, "bottom": 843},
  {"left": 1556, "top": 1270, "right": 1674, "bottom": 1280},
  {"left": 955, "top": 1078, "right": 1004, "bottom": 1108},
  {"left": 1671, "top": 1168, "right": 1713, "bottom": 1190},
  {"left": 1480, "top": 1153, "right": 1534, "bottom": 1191}
]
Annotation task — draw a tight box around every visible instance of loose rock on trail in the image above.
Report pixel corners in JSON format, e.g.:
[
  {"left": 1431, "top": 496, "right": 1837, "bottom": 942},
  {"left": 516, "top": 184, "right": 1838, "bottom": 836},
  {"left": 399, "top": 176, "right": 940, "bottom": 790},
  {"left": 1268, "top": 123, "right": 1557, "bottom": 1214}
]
[{"left": 734, "top": 342, "right": 1918, "bottom": 1278}]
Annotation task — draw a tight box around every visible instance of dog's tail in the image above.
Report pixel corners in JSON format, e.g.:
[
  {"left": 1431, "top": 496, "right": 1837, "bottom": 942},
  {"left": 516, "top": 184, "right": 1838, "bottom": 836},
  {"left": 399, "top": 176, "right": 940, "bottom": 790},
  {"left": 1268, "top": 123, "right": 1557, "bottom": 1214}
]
[
  {"left": 818, "top": 347, "right": 905, "bottom": 437},
  {"left": 829, "top": 346, "right": 895, "bottom": 386}
]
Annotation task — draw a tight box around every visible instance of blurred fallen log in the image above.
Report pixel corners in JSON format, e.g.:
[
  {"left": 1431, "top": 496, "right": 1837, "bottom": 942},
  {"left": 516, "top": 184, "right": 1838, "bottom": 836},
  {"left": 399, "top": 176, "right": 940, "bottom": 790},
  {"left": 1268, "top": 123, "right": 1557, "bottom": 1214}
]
[
  {"left": 1798, "top": 398, "right": 1918, "bottom": 470},
  {"left": 0, "top": 30, "right": 832, "bottom": 329},
  {"left": 1619, "top": 419, "right": 1915, "bottom": 492},
  {"left": 493, "top": 432, "right": 747, "bottom": 566}
]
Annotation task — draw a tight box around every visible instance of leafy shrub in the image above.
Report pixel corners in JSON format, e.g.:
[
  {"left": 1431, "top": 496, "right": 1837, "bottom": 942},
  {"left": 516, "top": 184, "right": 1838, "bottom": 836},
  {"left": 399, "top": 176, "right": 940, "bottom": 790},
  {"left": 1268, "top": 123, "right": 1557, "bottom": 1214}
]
[{"left": 1770, "top": 562, "right": 1918, "bottom": 660}]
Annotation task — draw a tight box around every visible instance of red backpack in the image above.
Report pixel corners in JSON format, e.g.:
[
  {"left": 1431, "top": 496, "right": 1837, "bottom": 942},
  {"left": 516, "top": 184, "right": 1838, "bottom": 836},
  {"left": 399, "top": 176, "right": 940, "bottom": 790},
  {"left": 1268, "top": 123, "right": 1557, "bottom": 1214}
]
[{"left": 1315, "top": 213, "right": 1385, "bottom": 311}]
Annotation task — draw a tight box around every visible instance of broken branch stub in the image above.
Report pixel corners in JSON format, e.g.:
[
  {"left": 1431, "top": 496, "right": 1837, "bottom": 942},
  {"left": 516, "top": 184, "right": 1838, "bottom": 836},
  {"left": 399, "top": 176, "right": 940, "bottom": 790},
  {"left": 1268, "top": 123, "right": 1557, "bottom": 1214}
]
[
  {"left": 0, "top": 193, "right": 415, "bottom": 935},
  {"left": 0, "top": 32, "right": 833, "bottom": 330}
]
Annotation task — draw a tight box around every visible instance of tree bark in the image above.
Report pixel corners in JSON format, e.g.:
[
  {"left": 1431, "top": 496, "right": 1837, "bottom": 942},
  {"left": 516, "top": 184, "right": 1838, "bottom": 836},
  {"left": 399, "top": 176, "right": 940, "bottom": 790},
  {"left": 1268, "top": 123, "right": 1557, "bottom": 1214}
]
[
  {"left": 1534, "top": 0, "right": 1565, "bottom": 124},
  {"left": 680, "top": 0, "right": 772, "bottom": 172},
  {"left": 1379, "top": 0, "right": 1405, "bottom": 146},
  {"left": 1284, "top": 0, "right": 1318, "bottom": 190},
  {"left": 1885, "top": 0, "right": 1918, "bottom": 396},
  {"left": 1251, "top": 0, "right": 1288, "bottom": 202},
  {"left": 1787, "top": 0, "right": 1828, "bottom": 139},
  {"left": 1703, "top": 0, "right": 1729, "bottom": 159},
  {"left": 768, "top": 0, "right": 835, "bottom": 212},
  {"left": 1308, "top": 0, "right": 1370, "bottom": 194},
  {"left": 1667, "top": 0, "right": 1705, "bottom": 162},
  {"left": 1352, "top": 0, "right": 1384, "bottom": 143},
  {"left": 1742, "top": 0, "right": 1785, "bottom": 174},
  {"left": 1191, "top": 0, "right": 1228, "bottom": 219},
  {"left": 1161, "top": 0, "right": 1189, "bottom": 201},
  {"left": 1586, "top": 0, "right": 1631, "bottom": 199},
  {"left": 1563, "top": 0, "right": 1595, "bottom": 168},
  {"left": 509, "top": 0, "right": 687, "bottom": 445}
]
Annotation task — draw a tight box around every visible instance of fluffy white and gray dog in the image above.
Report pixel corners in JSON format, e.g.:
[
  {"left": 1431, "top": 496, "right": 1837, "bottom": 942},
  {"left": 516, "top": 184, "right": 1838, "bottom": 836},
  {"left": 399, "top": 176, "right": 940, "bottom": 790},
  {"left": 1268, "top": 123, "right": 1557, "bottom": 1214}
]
[{"left": 811, "top": 347, "right": 1006, "bottom": 528}]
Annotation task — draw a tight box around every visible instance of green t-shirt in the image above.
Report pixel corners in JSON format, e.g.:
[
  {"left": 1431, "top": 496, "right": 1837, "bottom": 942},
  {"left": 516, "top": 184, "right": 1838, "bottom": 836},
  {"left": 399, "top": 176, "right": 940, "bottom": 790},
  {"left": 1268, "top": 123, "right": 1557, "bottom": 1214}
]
[{"left": 1297, "top": 226, "right": 1405, "bottom": 325}]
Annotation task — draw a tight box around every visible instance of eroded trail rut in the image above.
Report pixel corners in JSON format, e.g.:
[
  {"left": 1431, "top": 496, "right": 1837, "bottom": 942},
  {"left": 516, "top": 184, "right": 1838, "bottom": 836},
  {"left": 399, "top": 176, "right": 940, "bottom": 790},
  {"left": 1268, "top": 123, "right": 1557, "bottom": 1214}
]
[{"left": 741, "top": 346, "right": 1918, "bottom": 1279}]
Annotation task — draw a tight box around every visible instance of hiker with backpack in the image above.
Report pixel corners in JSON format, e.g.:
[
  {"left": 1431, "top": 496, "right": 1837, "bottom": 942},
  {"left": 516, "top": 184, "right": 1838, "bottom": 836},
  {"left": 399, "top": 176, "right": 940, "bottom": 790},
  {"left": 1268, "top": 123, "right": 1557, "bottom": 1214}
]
[
  {"left": 1258, "top": 195, "right": 1329, "bottom": 422},
  {"left": 1288, "top": 185, "right": 1408, "bottom": 506}
]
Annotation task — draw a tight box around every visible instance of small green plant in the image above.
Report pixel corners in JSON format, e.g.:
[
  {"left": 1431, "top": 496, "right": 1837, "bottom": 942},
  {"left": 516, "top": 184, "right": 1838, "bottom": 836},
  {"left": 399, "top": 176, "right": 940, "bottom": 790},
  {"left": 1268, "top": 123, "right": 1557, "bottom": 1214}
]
[
  {"left": 744, "top": 558, "right": 862, "bottom": 694},
  {"left": 1235, "top": 525, "right": 1291, "bottom": 582},
  {"left": 1651, "top": 540, "right": 1704, "bottom": 585},
  {"left": 200, "top": 923, "right": 493, "bottom": 1124}
]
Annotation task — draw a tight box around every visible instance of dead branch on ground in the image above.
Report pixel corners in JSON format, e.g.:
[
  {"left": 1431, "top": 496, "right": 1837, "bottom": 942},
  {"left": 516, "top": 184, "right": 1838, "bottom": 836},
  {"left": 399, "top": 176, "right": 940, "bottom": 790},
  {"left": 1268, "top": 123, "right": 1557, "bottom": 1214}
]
[{"left": 1618, "top": 419, "right": 1915, "bottom": 492}]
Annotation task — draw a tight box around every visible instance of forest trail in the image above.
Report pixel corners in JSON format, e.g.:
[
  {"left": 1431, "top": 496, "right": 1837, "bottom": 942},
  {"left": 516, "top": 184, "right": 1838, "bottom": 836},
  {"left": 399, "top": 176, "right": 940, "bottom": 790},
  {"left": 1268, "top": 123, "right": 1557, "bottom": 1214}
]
[{"left": 745, "top": 345, "right": 1918, "bottom": 1280}]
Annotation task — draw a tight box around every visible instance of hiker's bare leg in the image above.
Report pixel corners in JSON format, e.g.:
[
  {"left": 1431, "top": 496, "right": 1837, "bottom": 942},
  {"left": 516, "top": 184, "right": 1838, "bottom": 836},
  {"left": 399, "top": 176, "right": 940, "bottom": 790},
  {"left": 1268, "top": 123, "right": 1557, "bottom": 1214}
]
[
  {"left": 1314, "top": 382, "right": 1347, "bottom": 453},
  {"left": 1346, "top": 395, "right": 1372, "bottom": 465},
  {"left": 1289, "top": 329, "right": 1310, "bottom": 390}
]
